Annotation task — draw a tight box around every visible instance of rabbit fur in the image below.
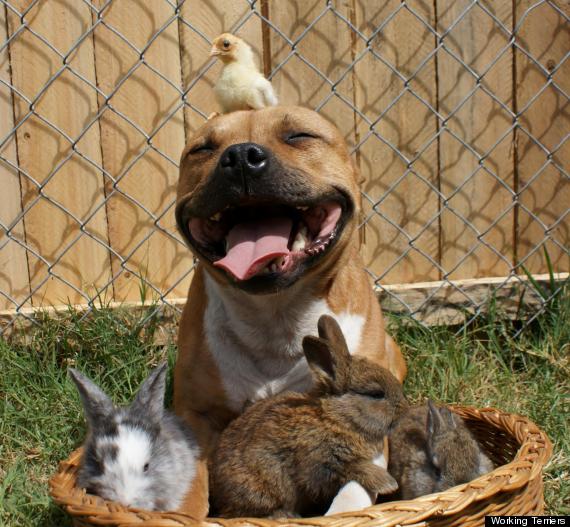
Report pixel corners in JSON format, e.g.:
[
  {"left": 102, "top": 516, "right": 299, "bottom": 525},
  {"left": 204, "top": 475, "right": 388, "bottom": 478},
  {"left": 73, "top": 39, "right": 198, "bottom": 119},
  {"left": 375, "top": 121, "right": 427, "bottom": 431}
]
[
  {"left": 388, "top": 400, "right": 494, "bottom": 500},
  {"left": 209, "top": 315, "right": 408, "bottom": 518},
  {"left": 69, "top": 363, "right": 199, "bottom": 511}
]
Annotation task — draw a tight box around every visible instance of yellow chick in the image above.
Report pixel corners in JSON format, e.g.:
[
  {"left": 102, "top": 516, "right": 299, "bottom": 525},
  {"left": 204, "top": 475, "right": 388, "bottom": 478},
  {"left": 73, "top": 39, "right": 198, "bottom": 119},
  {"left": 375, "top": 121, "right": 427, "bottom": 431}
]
[{"left": 210, "top": 33, "right": 278, "bottom": 113}]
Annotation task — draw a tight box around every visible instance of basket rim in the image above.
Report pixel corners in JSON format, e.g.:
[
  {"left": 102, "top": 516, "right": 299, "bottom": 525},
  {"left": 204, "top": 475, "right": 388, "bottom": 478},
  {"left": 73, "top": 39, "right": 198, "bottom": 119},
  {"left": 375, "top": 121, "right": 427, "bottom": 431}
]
[{"left": 49, "top": 405, "right": 553, "bottom": 527}]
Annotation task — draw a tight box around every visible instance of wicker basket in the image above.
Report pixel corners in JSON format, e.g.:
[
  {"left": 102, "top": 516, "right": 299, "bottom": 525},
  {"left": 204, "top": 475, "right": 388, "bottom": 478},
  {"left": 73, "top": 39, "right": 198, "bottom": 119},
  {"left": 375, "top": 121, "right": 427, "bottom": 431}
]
[{"left": 50, "top": 406, "right": 552, "bottom": 527}]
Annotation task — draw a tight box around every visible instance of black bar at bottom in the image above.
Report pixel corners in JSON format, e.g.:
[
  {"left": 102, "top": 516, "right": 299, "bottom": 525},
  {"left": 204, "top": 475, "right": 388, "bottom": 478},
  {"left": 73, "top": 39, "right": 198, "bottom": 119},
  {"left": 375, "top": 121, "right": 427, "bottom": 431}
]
[{"left": 485, "top": 517, "right": 569, "bottom": 527}]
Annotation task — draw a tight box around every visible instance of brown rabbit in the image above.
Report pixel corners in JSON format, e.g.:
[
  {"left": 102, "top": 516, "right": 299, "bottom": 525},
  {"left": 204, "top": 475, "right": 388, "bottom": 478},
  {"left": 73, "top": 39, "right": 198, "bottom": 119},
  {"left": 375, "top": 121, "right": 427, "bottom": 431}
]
[
  {"left": 209, "top": 315, "right": 408, "bottom": 518},
  {"left": 388, "top": 400, "right": 494, "bottom": 500}
]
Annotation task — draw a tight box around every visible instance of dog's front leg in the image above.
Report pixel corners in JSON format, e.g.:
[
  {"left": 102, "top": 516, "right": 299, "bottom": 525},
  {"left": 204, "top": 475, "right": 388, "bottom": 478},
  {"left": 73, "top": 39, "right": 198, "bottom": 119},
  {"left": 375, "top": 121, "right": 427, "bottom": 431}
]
[{"left": 176, "top": 408, "right": 220, "bottom": 519}]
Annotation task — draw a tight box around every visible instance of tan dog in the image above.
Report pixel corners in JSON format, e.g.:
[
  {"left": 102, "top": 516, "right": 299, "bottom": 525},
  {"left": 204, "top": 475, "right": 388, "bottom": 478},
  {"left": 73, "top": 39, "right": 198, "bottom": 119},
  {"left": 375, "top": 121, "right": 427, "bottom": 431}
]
[{"left": 174, "top": 106, "right": 406, "bottom": 518}]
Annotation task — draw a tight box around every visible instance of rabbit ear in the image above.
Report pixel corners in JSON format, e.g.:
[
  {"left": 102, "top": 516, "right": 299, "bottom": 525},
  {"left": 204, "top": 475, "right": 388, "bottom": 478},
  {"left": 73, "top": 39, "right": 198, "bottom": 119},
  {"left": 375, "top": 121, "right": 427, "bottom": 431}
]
[
  {"left": 303, "top": 335, "right": 336, "bottom": 382},
  {"left": 427, "top": 400, "right": 452, "bottom": 437},
  {"left": 439, "top": 407, "right": 458, "bottom": 429},
  {"left": 131, "top": 362, "right": 168, "bottom": 421},
  {"left": 317, "top": 316, "right": 349, "bottom": 351},
  {"left": 317, "top": 315, "right": 351, "bottom": 370},
  {"left": 69, "top": 368, "right": 114, "bottom": 428},
  {"left": 303, "top": 316, "right": 351, "bottom": 389}
]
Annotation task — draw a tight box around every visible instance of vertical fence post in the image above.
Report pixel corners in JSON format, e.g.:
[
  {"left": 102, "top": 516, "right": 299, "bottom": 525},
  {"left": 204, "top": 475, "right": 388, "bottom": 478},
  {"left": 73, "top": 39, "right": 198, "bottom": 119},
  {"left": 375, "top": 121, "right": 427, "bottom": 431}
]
[
  {"left": 515, "top": 0, "right": 570, "bottom": 273},
  {"left": 6, "top": 0, "right": 111, "bottom": 306},
  {"left": 92, "top": 0, "right": 187, "bottom": 302},
  {"left": 0, "top": 4, "right": 29, "bottom": 311},
  {"left": 352, "top": 0, "right": 440, "bottom": 285},
  {"left": 437, "top": 1, "right": 515, "bottom": 280}
]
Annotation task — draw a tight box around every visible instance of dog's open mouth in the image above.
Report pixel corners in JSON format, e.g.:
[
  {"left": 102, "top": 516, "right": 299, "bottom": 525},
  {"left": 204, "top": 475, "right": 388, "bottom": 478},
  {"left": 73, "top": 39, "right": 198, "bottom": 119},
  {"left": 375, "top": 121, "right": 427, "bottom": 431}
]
[{"left": 186, "top": 198, "right": 348, "bottom": 282}]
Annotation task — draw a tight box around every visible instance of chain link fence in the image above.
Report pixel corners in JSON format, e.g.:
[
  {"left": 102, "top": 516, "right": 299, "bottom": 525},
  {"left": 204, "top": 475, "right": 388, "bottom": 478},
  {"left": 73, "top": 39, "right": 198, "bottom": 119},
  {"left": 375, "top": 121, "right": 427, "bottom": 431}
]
[{"left": 0, "top": 0, "right": 568, "bottom": 336}]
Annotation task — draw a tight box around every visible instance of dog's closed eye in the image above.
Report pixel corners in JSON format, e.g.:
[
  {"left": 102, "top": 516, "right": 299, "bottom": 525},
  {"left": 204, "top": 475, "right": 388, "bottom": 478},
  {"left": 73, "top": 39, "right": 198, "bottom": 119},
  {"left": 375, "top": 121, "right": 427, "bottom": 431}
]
[
  {"left": 285, "top": 131, "right": 319, "bottom": 145},
  {"left": 189, "top": 142, "right": 216, "bottom": 155}
]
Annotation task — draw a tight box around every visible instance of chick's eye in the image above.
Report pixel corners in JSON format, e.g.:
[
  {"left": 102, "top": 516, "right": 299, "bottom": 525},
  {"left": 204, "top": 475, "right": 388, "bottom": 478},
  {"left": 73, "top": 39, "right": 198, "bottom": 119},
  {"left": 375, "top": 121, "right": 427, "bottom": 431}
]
[
  {"left": 223, "top": 39, "right": 230, "bottom": 48},
  {"left": 285, "top": 132, "right": 318, "bottom": 144},
  {"left": 143, "top": 463, "right": 150, "bottom": 473}
]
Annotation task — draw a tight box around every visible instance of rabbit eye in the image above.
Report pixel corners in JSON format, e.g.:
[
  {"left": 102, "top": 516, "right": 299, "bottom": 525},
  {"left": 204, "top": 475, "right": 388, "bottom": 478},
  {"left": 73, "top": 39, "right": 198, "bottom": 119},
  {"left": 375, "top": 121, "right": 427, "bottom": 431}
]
[
  {"left": 143, "top": 463, "right": 150, "bottom": 472},
  {"left": 351, "top": 389, "right": 385, "bottom": 399},
  {"left": 85, "top": 485, "right": 100, "bottom": 496}
]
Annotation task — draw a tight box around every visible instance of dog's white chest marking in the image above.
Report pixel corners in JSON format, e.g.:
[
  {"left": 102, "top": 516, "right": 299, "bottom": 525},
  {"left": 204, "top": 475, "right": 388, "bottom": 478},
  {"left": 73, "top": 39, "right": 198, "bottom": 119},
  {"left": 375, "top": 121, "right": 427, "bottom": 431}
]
[{"left": 203, "top": 274, "right": 365, "bottom": 412}]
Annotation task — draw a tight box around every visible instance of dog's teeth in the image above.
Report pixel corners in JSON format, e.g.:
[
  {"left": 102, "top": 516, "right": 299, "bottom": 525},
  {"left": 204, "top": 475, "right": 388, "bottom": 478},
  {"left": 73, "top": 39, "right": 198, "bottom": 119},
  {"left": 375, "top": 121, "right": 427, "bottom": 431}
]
[
  {"left": 291, "top": 225, "right": 309, "bottom": 252},
  {"left": 223, "top": 239, "right": 228, "bottom": 252},
  {"left": 312, "top": 244, "right": 325, "bottom": 254},
  {"left": 297, "top": 206, "right": 309, "bottom": 211},
  {"left": 210, "top": 212, "right": 222, "bottom": 222}
]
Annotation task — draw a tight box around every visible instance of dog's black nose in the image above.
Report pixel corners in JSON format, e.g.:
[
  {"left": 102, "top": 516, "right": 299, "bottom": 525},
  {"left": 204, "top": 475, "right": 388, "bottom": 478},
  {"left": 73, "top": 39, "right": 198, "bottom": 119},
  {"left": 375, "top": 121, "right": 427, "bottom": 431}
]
[{"left": 219, "top": 143, "right": 269, "bottom": 179}]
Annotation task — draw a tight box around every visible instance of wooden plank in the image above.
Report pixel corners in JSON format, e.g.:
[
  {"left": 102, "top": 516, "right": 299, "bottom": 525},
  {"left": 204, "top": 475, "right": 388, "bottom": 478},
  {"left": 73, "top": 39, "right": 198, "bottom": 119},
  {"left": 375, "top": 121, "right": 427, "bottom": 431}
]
[
  {"left": 0, "top": 5, "right": 29, "bottom": 310},
  {"left": 266, "top": 0, "right": 357, "bottom": 145},
  {"left": 351, "top": 0, "right": 440, "bottom": 284},
  {"left": 437, "top": 1, "right": 515, "bottom": 280},
  {"left": 93, "top": 0, "right": 188, "bottom": 301},
  {"left": 515, "top": 1, "right": 570, "bottom": 273},
  {"left": 7, "top": 0, "right": 111, "bottom": 305},
  {"left": 178, "top": 1, "right": 263, "bottom": 134},
  {"left": 378, "top": 272, "right": 569, "bottom": 325},
  {"left": 3, "top": 273, "right": 567, "bottom": 336},
  {"left": 0, "top": 298, "right": 182, "bottom": 343}
]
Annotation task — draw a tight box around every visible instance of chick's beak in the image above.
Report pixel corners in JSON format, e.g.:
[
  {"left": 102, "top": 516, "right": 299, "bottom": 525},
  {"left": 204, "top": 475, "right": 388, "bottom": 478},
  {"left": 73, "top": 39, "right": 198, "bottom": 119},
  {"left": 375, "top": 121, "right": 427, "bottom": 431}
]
[{"left": 210, "top": 46, "right": 222, "bottom": 57}]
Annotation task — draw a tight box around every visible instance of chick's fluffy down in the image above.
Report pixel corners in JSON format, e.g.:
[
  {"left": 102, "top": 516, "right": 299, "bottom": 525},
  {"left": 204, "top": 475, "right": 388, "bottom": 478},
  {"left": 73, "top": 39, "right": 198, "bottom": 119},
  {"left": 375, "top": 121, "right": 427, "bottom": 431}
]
[{"left": 215, "top": 64, "right": 277, "bottom": 113}]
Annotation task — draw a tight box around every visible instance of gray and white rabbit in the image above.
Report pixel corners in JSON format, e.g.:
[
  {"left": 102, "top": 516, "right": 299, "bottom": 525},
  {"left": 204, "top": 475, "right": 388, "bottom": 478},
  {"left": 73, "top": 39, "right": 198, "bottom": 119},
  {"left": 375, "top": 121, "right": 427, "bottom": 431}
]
[
  {"left": 388, "top": 400, "right": 494, "bottom": 500},
  {"left": 69, "top": 362, "right": 199, "bottom": 511}
]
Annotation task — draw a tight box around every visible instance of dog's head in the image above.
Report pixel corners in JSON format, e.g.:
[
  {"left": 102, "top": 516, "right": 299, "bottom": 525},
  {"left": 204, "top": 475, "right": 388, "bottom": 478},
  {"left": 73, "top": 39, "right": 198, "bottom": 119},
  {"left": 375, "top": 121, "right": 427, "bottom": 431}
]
[{"left": 176, "top": 106, "right": 361, "bottom": 294}]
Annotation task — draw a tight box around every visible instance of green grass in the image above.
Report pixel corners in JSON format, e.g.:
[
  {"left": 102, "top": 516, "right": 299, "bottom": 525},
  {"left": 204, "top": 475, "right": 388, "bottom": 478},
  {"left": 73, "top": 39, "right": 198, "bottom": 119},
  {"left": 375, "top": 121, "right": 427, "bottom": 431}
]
[{"left": 1, "top": 290, "right": 568, "bottom": 525}]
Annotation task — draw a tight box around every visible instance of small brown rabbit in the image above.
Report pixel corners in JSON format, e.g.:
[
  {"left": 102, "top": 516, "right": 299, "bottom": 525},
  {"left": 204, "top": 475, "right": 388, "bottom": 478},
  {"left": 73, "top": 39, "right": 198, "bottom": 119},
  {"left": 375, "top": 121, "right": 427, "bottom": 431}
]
[
  {"left": 388, "top": 400, "right": 494, "bottom": 500},
  {"left": 209, "top": 315, "right": 408, "bottom": 518}
]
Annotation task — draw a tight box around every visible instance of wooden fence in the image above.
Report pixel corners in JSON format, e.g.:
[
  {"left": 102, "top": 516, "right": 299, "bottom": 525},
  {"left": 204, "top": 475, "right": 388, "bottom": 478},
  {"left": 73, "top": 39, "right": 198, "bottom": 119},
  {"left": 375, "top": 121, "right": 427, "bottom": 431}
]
[{"left": 0, "top": 0, "right": 568, "bottom": 317}]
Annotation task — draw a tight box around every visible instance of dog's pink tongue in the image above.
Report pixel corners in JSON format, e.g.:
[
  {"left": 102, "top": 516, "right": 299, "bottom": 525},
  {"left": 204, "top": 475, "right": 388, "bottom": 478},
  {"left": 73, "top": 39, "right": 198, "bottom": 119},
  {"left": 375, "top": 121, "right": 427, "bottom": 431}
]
[{"left": 214, "top": 217, "right": 292, "bottom": 281}]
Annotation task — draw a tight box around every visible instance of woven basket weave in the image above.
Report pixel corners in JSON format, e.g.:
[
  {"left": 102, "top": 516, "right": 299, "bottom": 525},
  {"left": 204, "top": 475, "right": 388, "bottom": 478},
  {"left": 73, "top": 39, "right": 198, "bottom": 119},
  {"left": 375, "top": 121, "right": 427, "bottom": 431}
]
[{"left": 50, "top": 406, "right": 552, "bottom": 527}]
